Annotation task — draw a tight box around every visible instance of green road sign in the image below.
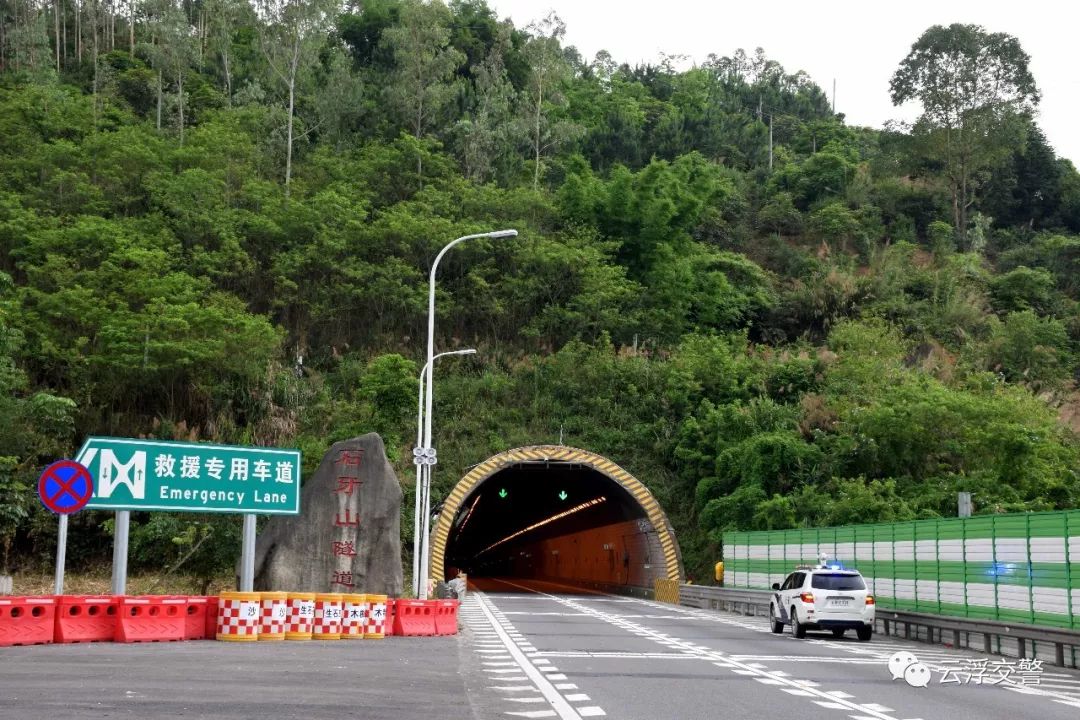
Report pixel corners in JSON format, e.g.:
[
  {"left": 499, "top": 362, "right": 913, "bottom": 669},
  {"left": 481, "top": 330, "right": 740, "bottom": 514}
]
[{"left": 74, "top": 437, "right": 301, "bottom": 515}]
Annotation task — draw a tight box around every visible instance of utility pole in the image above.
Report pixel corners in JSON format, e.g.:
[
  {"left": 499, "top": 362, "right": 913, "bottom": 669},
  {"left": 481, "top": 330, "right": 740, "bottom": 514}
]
[{"left": 832, "top": 78, "right": 836, "bottom": 114}]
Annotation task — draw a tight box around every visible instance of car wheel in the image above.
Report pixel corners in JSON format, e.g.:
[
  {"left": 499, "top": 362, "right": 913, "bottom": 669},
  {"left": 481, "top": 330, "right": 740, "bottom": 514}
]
[
  {"left": 790, "top": 607, "right": 806, "bottom": 638},
  {"left": 831, "top": 628, "right": 845, "bottom": 638},
  {"left": 769, "top": 605, "right": 784, "bottom": 633},
  {"left": 856, "top": 626, "right": 872, "bottom": 642}
]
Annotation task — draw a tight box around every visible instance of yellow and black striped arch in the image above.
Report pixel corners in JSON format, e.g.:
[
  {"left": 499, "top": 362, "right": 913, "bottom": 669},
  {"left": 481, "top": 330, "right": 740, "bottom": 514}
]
[{"left": 430, "top": 445, "right": 683, "bottom": 582}]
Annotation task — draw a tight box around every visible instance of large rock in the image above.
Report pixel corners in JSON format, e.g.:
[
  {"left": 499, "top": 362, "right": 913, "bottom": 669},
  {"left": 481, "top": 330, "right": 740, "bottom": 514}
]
[{"left": 252, "top": 433, "right": 403, "bottom": 596}]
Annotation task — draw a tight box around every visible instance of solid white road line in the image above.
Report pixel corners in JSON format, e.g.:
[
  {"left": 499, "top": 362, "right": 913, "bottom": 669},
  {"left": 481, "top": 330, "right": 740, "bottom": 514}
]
[{"left": 473, "top": 593, "right": 584, "bottom": 720}]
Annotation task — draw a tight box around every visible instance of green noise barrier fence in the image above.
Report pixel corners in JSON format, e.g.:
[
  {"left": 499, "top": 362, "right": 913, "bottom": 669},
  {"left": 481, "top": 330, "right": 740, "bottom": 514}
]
[{"left": 723, "top": 510, "right": 1080, "bottom": 629}]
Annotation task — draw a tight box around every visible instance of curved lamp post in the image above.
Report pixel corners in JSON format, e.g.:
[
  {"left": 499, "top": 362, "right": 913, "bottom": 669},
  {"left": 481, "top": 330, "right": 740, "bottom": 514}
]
[{"left": 418, "top": 229, "right": 517, "bottom": 599}]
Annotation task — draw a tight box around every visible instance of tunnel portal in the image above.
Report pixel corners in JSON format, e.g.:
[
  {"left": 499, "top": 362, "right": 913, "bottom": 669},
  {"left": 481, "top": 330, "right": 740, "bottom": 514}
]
[{"left": 431, "top": 445, "right": 682, "bottom": 587}]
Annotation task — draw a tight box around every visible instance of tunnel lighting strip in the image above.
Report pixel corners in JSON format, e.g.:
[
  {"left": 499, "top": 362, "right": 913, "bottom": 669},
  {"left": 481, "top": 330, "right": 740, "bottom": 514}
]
[
  {"left": 456, "top": 494, "right": 482, "bottom": 536},
  {"left": 475, "top": 496, "right": 607, "bottom": 556}
]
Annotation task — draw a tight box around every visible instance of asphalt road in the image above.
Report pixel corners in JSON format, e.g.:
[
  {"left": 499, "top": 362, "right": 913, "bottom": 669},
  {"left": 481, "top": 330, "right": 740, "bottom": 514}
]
[
  {"left": 3, "top": 582, "right": 1079, "bottom": 720},
  {"left": 0, "top": 634, "right": 474, "bottom": 720},
  {"left": 461, "top": 578, "right": 1080, "bottom": 720}
]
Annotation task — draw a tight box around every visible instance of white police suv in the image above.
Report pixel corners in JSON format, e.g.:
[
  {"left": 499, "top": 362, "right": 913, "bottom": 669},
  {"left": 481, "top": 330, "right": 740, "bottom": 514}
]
[{"left": 768, "top": 559, "right": 875, "bottom": 641}]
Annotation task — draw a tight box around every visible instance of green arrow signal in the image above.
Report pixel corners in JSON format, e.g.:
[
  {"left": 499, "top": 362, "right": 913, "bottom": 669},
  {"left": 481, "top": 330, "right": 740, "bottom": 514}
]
[
  {"left": 558, "top": 490, "right": 568, "bottom": 500},
  {"left": 498, "top": 488, "right": 508, "bottom": 499}
]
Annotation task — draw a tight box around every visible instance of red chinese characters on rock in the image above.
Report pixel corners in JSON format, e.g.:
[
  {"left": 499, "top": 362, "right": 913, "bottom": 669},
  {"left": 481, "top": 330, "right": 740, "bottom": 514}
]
[
  {"left": 337, "top": 450, "right": 364, "bottom": 468},
  {"left": 334, "top": 508, "right": 360, "bottom": 527},
  {"left": 332, "top": 570, "right": 356, "bottom": 589},
  {"left": 334, "top": 477, "right": 362, "bottom": 495},
  {"left": 333, "top": 541, "right": 357, "bottom": 557},
  {"left": 329, "top": 446, "right": 365, "bottom": 592}
]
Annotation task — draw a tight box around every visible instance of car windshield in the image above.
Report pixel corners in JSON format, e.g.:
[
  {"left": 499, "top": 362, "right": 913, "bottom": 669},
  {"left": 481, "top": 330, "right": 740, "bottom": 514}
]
[{"left": 811, "top": 573, "right": 865, "bottom": 590}]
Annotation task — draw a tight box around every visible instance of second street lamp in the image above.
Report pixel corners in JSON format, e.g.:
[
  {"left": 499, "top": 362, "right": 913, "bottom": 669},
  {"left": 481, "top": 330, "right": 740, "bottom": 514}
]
[{"left": 412, "top": 348, "right": 476, "bottom": 597}]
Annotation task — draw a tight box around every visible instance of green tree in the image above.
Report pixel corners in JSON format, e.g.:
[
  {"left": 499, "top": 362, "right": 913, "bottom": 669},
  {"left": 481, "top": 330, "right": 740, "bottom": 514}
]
[
  {"left": 890, "top": 24, "right": 1039, "bottom": 240},
  {"left": 520, "top": 12, "right": 579, "bottom": 189},
  {"left": 380, "top": 0, "right": 464, "bottom": 182},
  {"left": 258, "top": 0, "right": 340, "bottom": 195}
]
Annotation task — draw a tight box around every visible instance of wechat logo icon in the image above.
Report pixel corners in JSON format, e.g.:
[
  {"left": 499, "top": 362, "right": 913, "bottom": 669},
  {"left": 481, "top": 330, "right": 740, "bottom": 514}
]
[{"left": 889, "top": 651, "right": 931, "bottom": 688}]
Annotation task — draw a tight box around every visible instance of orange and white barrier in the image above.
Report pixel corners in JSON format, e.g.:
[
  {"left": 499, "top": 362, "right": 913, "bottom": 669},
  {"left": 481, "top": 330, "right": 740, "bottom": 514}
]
[
  {"left": 312, "top": 593, "right": 342, "bottom": 640},
  {"left": 364, "top": 594, "right": 387, "bottom": 639},
  {"left": 340, "top": 594, "right": 366, "bottom": 639},
  {"left": 285, "top": 592, "right": 315, "bottom": 640},
  {"left": 258, "top": 592, "right": 288, "bottom": 641},
  {"left": 215, "top": 591, "right": 260, "bottom": 642}
]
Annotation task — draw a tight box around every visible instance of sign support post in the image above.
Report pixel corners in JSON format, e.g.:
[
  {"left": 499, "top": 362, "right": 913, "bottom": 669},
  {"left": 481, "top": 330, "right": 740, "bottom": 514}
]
[
  {"left": 39, "top": 459, "right": 95, "bottom": 595},
  {"left": 53, "top": 514, "right": 68, "bottom": 594},
  {"left": 240, "top": 514, "right": 256, "bottom": 591},
  {"left": 111, "top": 510, "right": 130, "bottom": 595}
]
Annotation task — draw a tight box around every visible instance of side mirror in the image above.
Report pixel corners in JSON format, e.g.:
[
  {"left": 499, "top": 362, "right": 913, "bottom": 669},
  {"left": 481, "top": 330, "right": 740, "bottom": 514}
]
[{"left": 771, "top": 583, "right": 780, "bottom": 591}]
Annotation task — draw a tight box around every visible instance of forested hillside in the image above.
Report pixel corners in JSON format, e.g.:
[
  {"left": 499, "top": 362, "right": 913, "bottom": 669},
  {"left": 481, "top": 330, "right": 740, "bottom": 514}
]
[{"left": 2, "top": 1, "right": 1079, "bottom": 582}]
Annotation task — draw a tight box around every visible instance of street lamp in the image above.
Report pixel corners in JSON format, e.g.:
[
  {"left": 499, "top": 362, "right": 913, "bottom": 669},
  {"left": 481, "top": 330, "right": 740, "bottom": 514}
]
[
  {"left": 418, "top": 229, "right": 517, "bottom": 599},
  {"left": 412, "top": 348, "right": 476, "bottom": 596}
]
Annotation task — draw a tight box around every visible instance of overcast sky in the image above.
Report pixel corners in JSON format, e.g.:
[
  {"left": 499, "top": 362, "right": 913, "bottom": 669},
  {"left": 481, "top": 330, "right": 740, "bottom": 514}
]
[{"left": 487, "top": 0, "right": 1080, "bottom": 165}]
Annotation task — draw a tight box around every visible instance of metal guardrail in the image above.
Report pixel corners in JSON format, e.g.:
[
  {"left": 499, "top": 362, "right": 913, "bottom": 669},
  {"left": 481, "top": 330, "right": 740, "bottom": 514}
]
[{"left": 676, "top": 584, "right": 1080, "bottom": 668}]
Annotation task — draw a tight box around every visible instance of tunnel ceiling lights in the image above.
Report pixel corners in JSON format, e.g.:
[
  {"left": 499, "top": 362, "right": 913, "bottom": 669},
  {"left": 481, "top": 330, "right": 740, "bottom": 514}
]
[
  {"left": 456, "top": 494, "right": 482, "bottom": 535},
  {"left": 475, "top": 496, "right": 608, "bottom": 557}
]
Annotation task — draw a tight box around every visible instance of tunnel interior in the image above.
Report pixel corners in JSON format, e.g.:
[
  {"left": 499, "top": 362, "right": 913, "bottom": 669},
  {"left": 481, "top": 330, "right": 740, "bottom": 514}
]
[{"left": 441, "top": 461, "right": 669, "bottom": 587}]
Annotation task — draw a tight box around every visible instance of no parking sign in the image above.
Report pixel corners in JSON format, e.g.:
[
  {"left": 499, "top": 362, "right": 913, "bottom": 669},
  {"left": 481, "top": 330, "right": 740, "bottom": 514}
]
[
  {"left": 38, "top": 460, "right": 94, "bottom": 514},
  {"left": 38, "top": 459, "right": 94, "bottom": 595}
]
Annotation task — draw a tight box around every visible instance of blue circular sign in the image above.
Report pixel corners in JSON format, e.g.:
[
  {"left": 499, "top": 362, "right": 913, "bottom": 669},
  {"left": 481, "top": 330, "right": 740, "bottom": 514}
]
[{"left": 38, "top": 460, "right": 94, "bottom": 514}]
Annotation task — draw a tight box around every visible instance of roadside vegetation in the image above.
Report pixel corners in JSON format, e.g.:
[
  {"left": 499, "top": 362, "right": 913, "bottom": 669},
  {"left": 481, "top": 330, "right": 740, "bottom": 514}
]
[{"left": 1, "top": 1, "right": 1078, "bottom": 580}]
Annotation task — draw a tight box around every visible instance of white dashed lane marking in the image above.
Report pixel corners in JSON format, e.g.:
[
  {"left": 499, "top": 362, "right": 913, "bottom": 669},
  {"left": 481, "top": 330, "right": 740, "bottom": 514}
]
[{"left": 461, "top": 593, "right": 608, "bottom": 719}]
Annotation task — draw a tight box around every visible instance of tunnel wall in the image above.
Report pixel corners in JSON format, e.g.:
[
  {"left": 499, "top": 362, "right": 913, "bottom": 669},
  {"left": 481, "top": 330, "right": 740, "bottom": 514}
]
[{"left": 508, "top": 519, "right": 669, "bottom": 588}]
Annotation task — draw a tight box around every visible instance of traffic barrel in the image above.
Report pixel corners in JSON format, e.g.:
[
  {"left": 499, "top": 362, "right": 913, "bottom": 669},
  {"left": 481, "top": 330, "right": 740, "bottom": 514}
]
[
  {"left": 0, "top": 596, "right": 56, "bottom": 647},
  {"left": 393, "top": 599, "right": 437, "bottom": 636},
  {"left": 183, "top": 596, "right": 212, "bottom": 640},
  {"left": 53, "top": 595, "right": 117, "bottom": 644},
  {"left": 215, "top": 591, "right": 260, "bottom": 642},
  {"left": 340, "top": 594, "right": 366, "bottom": 639},
  {"left": 116, "top": 596, "right": 186, "bottom": 643},
  {"left": 434, "top": 599, "right": 459, "bottom": 636},
  {"left": 364, "top": 594, "right": 388, "bottom": 639},
  {"left": 258, "top": 591, "right": 288, "bottom": 641},
  {"left": 285, "top": 592, "right": 315, "bottom": 640},
  {"left": 312, "top": 593, "right": 343, "bottom": 640}
]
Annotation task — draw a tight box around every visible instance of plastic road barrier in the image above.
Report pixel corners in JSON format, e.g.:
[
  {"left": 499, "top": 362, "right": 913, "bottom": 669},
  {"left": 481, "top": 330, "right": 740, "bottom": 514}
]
[
  {"left": 312, "top": 593, "right": 343, "bottom": 640},
  {"left": 54, "top": 595, "right": 117, "bottom": 644},
  {"left": 364, "top": 594, "right": 388, "bottom": 639},
  {"left": 258, "top": 592, "right": 288, "bottom": 641},
  {"left": 183, "top": 596, "right": 212, "bottom": 640},
  {"left": 434, "top": 599, "right": 459, "bottom": 636},
  {"left": 204, "top": 596, "right": 219, "bottom": 639},
  {"left": 285, "top": 592, "right": 316, "bottom": 640},
  {"left": 340, "top": 594, "right": 366, "bottom": 639},
  {"left": 393, "top": 599, "right": 436, "bottom": 637},
  {"left": 0, "top": 596, "right": 56, "bottom": 647},
  {"left": 384, "top": 596, "right": 396, "bottom": 636},
  {"left": 215, "top": 592, "right": 261, "bottom": 642},
  {"left": 116, "top": 596, "right": 186, "bottom": 643}
]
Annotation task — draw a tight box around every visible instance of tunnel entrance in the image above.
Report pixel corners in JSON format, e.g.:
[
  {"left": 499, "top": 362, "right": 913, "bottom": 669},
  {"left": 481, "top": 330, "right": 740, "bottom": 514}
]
[{"left": 431, "top": 445, "right": 682, "bottom": 587}]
